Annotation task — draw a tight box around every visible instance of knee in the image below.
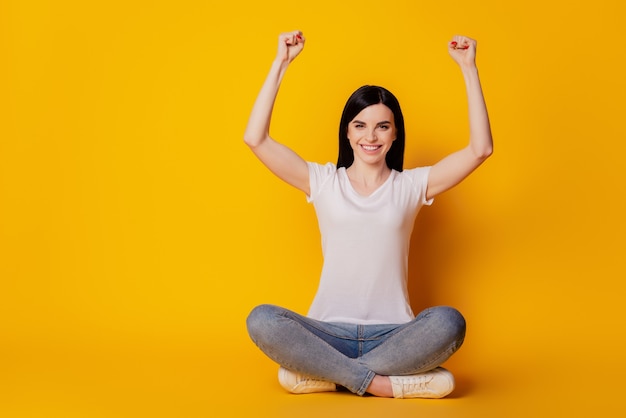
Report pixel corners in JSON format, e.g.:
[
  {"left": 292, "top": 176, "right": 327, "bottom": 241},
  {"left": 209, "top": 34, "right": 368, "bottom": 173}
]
[
  {"left": 430, "top": 306, "right": 467, "bottom": 344},
  {"left": 246, "top": 304, "right": 281, "bottom": 343}
]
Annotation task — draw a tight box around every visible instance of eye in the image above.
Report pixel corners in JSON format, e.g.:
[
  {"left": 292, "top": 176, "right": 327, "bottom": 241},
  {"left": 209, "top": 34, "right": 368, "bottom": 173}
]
[
  {"left": 353, "top": 123, "right": 364, "bottom": 128},
  {"left": 378, "top": 124, "right": 390, "bottom": 130}
]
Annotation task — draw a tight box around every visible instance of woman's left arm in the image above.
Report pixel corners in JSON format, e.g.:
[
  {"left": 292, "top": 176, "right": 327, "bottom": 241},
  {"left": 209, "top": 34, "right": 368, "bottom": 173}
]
[{"left": 426, "top": 35, "right": 493, "bottom": 200}]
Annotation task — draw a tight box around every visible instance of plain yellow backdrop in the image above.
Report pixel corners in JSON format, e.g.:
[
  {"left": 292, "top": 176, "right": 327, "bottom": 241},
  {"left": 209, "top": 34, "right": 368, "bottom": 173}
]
[{"left": 1, "top": 0, "right": 625, "bottom": 417}]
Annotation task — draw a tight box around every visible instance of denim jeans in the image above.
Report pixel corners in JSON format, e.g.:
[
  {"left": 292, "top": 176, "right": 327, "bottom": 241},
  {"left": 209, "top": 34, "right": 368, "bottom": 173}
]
[{"left": 246, "top": 304, "right": 466, "bottom": 396}]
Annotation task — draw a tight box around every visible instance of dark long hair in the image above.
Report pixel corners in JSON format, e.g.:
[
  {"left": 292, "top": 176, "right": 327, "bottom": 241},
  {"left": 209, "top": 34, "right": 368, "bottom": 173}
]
[{"left": 337, "top": 85, "right": 406, "bottom": 172}]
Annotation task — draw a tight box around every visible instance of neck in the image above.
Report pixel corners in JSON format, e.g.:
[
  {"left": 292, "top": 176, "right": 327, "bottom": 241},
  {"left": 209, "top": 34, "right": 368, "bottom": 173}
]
[{"left": 346, "top": 160, "right": 391, "bottom": 185}]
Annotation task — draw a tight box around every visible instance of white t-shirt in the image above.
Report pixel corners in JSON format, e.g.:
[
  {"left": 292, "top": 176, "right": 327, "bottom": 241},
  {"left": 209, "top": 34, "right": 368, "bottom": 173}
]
[{"left": 306, "top": 162, "right": 433, "bottom": 325}]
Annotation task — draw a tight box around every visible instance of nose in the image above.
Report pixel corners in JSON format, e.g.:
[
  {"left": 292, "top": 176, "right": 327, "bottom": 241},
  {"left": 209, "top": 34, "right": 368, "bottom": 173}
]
[{"left": 365, "top": 129, "right": 378, "bottom": 142}]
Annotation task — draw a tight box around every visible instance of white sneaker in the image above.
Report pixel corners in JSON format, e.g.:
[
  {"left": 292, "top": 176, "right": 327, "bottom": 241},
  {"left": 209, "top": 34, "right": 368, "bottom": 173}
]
[
  {"left": 389, "top": 367, "right": 455, "bottom": 399},
  {"left": 278, "top": 367, "right": 337, "bottom": 394}
]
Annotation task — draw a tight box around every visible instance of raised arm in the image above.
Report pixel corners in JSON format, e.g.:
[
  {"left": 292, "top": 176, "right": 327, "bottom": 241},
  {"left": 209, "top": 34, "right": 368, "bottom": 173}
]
[
  {"left": 426, "top": 35, "right": 494, "bottom": 200},
  {"left": 243, "top": 31, "right": 310, "bottom": 195}
]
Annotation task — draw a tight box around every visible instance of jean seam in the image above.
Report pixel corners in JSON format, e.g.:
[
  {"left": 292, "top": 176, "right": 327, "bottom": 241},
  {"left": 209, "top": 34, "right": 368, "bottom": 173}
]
[
  {"left": 278, "top": 312, "right": 376, "bottom": 396},
  {"left": 282, "top": 311, "right": 362, "bottom": 342},
  {"left": 271, "top": 313, "right": 351, "bottom": 379},
  {"left": 356, "top": 370, "right": 376, "bottom": 396}
]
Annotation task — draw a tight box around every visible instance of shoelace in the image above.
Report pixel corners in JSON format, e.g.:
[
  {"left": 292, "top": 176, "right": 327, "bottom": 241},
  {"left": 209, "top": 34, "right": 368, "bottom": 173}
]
[
  {"left": 401, "top": 375, "right": 434, "bottom": 392},
  {"left": 295, "top": 374, "right": 330, "bottom": 388}
]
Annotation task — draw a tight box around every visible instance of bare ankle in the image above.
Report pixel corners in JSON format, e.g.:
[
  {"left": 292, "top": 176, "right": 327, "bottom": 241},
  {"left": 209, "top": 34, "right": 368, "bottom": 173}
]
[{"left": 366, "top": 375, "right": 393, "bottom": 397}]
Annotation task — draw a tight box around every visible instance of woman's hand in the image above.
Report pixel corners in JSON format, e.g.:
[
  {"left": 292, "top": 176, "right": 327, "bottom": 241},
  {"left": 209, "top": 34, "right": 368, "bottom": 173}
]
[
  {"left": 448, "top": 35, "right": 477, "bottom": 69},
  {"left": 276, "top": 31, "right": 305, "bottom": 64}
]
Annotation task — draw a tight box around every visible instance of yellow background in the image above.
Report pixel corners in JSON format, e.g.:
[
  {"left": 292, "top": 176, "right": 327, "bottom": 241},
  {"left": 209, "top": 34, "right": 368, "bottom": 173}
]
[{"left": 1, "top": 0, "right": 624, "bottom": 417}]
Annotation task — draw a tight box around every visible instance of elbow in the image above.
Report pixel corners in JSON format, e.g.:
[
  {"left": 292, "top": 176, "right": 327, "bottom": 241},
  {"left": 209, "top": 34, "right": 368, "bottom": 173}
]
[
  {"left": 472, "top": 140, "right": 493, "bottom": 161},
  {"left": 243, "top": 132, "right": 264, "bottom": 148},
  {"left": 480, "top": 144, "right": 493, "bottom": 160},
  {"left": 243, "top": 135, "right": 255, "bottom": 148}
]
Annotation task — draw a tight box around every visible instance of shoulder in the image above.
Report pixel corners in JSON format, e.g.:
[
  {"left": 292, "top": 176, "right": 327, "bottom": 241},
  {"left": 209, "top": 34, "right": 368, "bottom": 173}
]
[
  {"left": 308, "top": 161, "right": 337, "bottom": 179},
  {"left": 398, "top": 166, "right": 434, "bottom": 205},
  {"left": 398, "top": 166, "right": 431, "bottom": 183},
  {"left": 307, "top": 162, "right": 337, "bottom": 202}
]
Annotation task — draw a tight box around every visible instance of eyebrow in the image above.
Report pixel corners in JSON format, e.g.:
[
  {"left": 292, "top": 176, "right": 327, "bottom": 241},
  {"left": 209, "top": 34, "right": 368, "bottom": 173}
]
[{"left": 351, "top": 120, "right": 392, "bottom": 125}]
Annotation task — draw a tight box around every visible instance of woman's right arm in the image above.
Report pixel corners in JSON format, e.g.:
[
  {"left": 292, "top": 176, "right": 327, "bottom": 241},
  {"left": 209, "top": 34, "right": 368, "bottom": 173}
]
[{"left": 243, "top": 31, "right": 310, "bottom": 196}]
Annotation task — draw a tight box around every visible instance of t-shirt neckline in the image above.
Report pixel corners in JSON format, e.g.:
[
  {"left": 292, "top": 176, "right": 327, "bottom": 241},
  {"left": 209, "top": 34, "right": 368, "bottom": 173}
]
[{"left": 339, "top": 167, "right": 396, "bottom": 198}]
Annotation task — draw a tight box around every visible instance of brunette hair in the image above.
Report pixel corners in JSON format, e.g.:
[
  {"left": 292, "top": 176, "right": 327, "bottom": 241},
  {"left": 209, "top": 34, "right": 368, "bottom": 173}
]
[{"left": 337, "top": 85, "right": 405, "bottom": 171}]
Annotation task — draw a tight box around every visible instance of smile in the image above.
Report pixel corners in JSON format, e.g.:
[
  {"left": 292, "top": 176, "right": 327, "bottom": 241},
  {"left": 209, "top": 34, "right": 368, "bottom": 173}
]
[{"left": 360, "top": 144, "right": 382, "bottom": 152}]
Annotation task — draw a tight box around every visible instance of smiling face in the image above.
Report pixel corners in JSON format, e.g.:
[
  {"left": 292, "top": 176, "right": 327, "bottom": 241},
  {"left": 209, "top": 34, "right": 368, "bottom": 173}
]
[
  {"left": 346, "top": 103, "right": 397, "bottom": 167},
  {"left": 337, "top": 85, "right": 406, "bottom": 171}
]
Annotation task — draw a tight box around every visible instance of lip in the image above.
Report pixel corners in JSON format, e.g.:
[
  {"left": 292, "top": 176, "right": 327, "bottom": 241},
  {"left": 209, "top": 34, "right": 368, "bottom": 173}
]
[{"left": 360, "top": 144, "right": 382, "bottom": 154}]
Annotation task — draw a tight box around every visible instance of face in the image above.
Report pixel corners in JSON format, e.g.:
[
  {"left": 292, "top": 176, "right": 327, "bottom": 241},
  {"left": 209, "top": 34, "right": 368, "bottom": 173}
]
[{"left": 346, "top": 103, "right": 397, "bottom": 166}]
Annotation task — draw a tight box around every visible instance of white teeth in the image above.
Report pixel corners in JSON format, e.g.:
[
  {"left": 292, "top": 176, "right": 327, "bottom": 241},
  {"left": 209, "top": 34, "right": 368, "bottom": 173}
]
[{"left": 362, "top": 145, "right": 380, "bottom": 151}]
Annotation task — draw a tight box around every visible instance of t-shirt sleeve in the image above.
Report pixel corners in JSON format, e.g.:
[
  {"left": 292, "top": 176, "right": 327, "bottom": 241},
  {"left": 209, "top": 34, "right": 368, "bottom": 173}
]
[
  {"left": 306, "top": 162, "right": 336, "bottom": 203},
  {"left": 405, "top": 166, "right": 434, "bottom": 206}
]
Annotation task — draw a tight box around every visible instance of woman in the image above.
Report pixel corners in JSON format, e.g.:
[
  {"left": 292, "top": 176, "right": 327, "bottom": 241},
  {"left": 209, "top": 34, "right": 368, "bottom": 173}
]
[{"left": 244, "top": 31, "right": 493, "bottom": 399}]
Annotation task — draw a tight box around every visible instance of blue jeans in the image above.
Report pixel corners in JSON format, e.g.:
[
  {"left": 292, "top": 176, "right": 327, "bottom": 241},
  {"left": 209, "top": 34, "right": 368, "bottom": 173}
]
[{"left": 246, "top": 304, "right": 466, "bottom": 396}]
